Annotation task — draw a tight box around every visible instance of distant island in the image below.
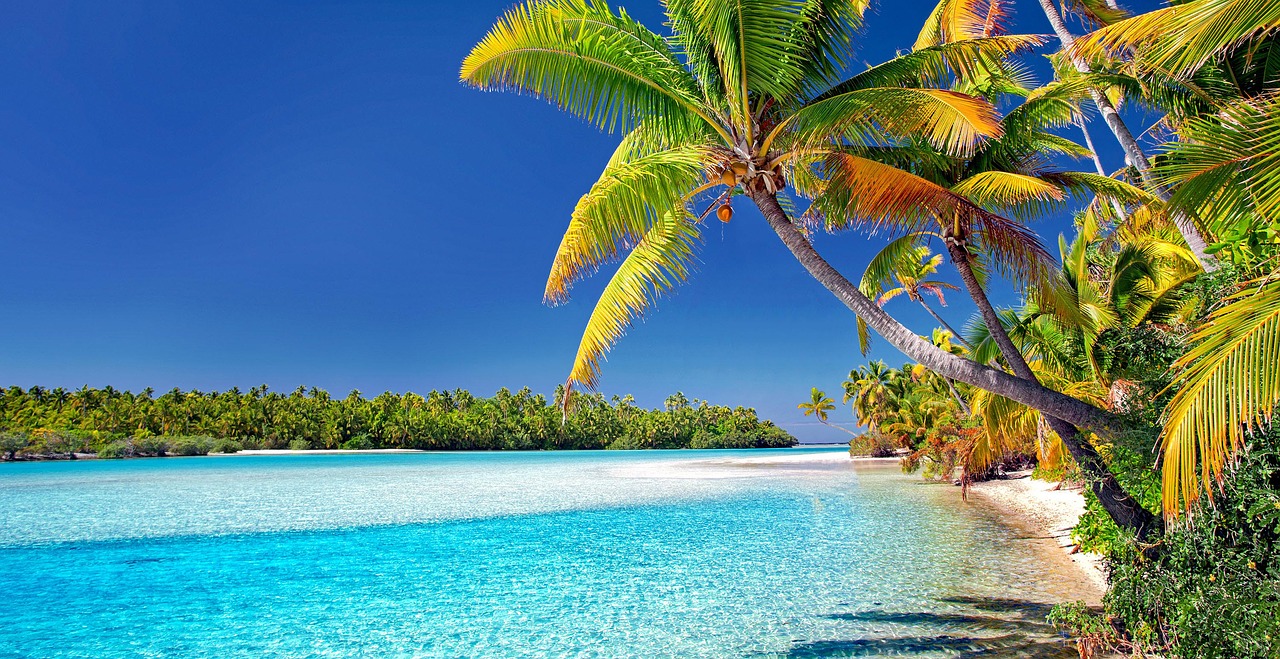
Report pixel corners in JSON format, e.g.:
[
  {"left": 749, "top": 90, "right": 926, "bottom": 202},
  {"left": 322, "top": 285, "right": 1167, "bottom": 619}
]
[{"left": 0, "top": 385, "right": 797, "bottom": 460}]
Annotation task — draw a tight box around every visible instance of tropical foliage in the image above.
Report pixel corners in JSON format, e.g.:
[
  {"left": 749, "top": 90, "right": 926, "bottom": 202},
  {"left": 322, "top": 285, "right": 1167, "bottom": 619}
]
[
  {"left": 0, "top": 385, "right": 795, "bottom": 458},
  {"left": 463, "top": 0, "right": 1280, "bottom": 653}
]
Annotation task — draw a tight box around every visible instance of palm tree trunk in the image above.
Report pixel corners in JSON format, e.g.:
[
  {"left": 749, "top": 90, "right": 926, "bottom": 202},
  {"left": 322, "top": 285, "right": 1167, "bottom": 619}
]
[
  {"left": 943, "top": 234, "right": 1162, "bottom": 541},
  {"left": 1037, "top": 0, "right": 1217, "bottom": 271},
  {"left": 747, "top": 187, "right": 1123, "bottom": 438},
  {"left": 1078, "top": 115, "right": 1130, "bottom": 222}
]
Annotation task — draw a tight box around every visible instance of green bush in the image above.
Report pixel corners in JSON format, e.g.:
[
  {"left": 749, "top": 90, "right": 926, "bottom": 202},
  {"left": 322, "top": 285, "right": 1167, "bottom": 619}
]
[
  {"left": 95, "top": 441, "right": 130, "bottom": 459},
  {"left": 288, "top": 439, "right": 313, "bottom": 451},
  {"left": 1102, "top": 438, "right": 1280, "bottom": 657},
  {"left": 168, "top": 436, "right": 214, "bottom": 456},
  {"left": 0, "top": 432, "right": 30, "bottom": 460},
  {"left": 340, "top": 434, "right": 374, "bottom": 451},
  {"left": 134, "top": 436, "right": 170, "bottom": 456},
  {"left": 210, "top": 438, "right": 243, "bottom": 454},
  {"left": 848, "top": 430, "right": 895, "bottom": 457}
]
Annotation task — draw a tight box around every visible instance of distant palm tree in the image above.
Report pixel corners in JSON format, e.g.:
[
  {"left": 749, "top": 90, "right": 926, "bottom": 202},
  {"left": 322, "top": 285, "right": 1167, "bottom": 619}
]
[
  {"left": 858, "top": 243, "right": 965, "bottom": 353},
  {"left": 798, "top": 388, "right": 856, "bottom": 437}
]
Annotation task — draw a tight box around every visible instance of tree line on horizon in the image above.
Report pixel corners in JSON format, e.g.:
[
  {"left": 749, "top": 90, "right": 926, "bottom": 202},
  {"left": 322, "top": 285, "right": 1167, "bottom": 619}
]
[
  {"left": 460, "top": 0, "right": 1280, "bottom": 653},
  {"left": 0, "top": 385, "right": 796, "bottom": 457}
]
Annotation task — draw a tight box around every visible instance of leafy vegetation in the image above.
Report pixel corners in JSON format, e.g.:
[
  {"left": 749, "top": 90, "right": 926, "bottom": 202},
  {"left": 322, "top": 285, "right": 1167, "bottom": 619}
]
[
  {"left": 0, "top": 386, "right": 795, "bottom": 458},
  {"left": 461, "top": 0, "right": 1280, "bottom": 653}
]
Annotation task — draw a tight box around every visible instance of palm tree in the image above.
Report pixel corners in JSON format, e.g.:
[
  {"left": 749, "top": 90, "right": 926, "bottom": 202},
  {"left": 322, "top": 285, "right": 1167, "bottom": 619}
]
[
  {"left": 798, "top": 387, "right": 856, "bottom": 437},
  {"left": 1032, "top": 0, "right": 1218, "bottom": 269},
  {"left": 857, "top": 241, "right": 968, "bottom": 353},
  {"left": 461, "top": 0, "right": 1175, "bottom": 537},
  {"left": 462, "top": 0, "right": 1123, "bottom": 438}
]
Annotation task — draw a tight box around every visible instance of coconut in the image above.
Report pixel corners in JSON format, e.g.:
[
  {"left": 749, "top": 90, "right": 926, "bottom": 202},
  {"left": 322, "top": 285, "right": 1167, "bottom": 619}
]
[
  {"left": 730, "top": 162, "right": 749, "bottom": 178},
  {"left": 717, "top": 204, "right": 733, "bottom": 223},
  {"left": 720, "top": 169, "right": 737, "bottom": 187}
]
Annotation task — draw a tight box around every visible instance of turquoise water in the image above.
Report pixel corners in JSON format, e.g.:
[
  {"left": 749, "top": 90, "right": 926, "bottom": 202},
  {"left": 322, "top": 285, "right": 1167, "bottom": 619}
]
[{"left": 0, "top": 449, "right": 1091, "bottom": 657}]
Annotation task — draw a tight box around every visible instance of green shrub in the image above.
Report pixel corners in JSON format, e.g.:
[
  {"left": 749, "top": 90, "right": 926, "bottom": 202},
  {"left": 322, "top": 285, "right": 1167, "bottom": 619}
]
[
  {"left": 210, "top": 438, "right": 243, "bottom": 454},
  {"left": 288, "top": 439, "right": 313, "bottom": 451},
  {"left": 605, "top": 435, "right": 645, "bottom": 450},
  {"left": 0, "top": 432, "right": 30, "bottom": 460},
  {"left": 95, "top": 441, "right": 130, "bottom": 459},
  {"left": 134, "top": 436, "right": 170, "bottom": 456},
  {"left": 848, "top": 430, "right": 895, "bottom": 457},
  {"left": 168, "top": 436, "right": 214, "bottom": 456},
  {"left": 1102, "top": 438, "right": 1280, "bottom": 657},
  {"left": 340, "top": 434, "right": 374, "bottom": 451}
]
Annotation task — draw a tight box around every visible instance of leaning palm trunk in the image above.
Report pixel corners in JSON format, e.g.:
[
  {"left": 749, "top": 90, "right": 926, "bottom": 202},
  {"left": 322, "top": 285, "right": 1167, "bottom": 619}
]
[
  {"left": 1037, "top": 0, "right": 1216, "bottom": 270},
  {"left": 942, "top": 233, "right": 1162, "bottom": 540},
  {"left": 747, "top": 187, "right": 1125, "bottom": 440}
]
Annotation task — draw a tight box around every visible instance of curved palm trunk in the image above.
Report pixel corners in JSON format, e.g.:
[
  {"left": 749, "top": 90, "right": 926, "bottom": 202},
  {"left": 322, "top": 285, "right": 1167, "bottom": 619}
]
[
  {"left": 748, "top": 188, "right": 1122, "bottom": 437},
  {"left": 822, "top": 418, "right": 860, "bottom": 438},
  {"left": 943, "top": 236, "right": 1162, "bottom": 540},
  {"left": 1037, "top": 0, "right": 1216, "bottom": 271}
]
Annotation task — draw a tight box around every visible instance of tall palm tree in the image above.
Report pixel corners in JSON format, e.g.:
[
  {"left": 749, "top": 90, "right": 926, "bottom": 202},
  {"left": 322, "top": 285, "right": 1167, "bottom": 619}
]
[
  {"left": 798, "top": 387, "right": 856, "bottom": 437},
  {"left": 1032, "top": 0, "right": 1218, "bottom": 269},
  {"left": 462, "top": 0, "right": 1161, "bottom": 534}
]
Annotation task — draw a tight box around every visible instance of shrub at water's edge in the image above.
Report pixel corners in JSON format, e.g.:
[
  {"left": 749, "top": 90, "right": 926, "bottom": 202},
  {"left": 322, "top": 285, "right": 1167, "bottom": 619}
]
[{"left": 0, "top": 386, "right": 796, "bottom": 458}]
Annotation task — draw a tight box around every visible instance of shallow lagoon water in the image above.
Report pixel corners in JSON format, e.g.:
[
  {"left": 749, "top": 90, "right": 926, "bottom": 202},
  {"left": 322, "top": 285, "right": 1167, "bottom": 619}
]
[{"left": 0, "top": 449, "right": 1092, "bottom": 657}]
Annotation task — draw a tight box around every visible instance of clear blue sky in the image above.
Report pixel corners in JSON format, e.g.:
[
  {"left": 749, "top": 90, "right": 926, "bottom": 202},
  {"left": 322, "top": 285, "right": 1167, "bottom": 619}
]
[{"left": 0, "top": 1, "right": 1162, "bottom": 441}]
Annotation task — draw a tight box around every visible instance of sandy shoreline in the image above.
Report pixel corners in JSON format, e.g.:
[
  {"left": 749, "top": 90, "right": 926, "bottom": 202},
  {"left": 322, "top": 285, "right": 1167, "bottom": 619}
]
[
  {"left": 966, "top": 472, "right": 1108, "bottom": 593},
  {"left": 652, "top": 451, "right": 1107, "bottom": 595}
]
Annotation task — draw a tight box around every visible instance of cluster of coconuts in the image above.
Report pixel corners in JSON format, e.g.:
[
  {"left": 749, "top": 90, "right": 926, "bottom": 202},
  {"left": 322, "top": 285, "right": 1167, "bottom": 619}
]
[{"left": 715, "top": 161, "right": 785, "bottom": 223}]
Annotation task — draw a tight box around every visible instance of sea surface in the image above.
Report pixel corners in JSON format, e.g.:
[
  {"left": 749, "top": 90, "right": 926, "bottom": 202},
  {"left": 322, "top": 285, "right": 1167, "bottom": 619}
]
[{"left": 0, "top": 448, "right": 1094, "bottom": 658}]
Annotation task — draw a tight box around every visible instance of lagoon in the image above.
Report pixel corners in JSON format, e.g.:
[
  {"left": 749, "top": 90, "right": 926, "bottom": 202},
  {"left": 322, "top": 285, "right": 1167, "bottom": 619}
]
[{"left": 0, "top": 448, "right": 1092, "bottom": 657}]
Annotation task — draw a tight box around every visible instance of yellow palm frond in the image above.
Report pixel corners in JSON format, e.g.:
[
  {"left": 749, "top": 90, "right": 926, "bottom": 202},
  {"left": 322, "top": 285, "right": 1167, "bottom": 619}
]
[
  {"left": 1159, "top": 277, "right": 1280, "bottom": 517},
  {"left": 545, "top": 143, "right": 710, "bottom": 304},
  {"left": 951, "top": 170, "right": 1065, "bottom": 213},
  {"left": 1072, "top": 0, "right": 1280, "bottom": 80},
  {"left": 769, "top": 87, "right": 1003, "bottom": 157},
  {"left": 460, "top": 0, "right": 717, "bottom": 138},
  {"left": 915, "top": 0, "right": 1010, "bottom": 47},
  {"left": 565, "top": 213, "right": 702, "bottom": 391}
]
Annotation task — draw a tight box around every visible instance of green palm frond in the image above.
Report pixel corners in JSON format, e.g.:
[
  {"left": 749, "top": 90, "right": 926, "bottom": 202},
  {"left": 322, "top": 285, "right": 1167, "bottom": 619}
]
[
  {"left": 951, "top": 170, "right": 1066, "bottom": 216},
  {"left": 566, "top": 213, "right": 702, "bottom": 391},
  {"left": 461, "top": 0, "right": 718, "bottom": 138},
  {"left": 857, "top": 234, "right": 929, "bottom": 354},
  {"left": 1074, "top": 0, "right": 1280, "bottom": 80},
  {"left": 1160, "top": 277, "right": 1280, "bottom": 516},
  {"left": 545, "top": 143, "right": 710, "bottom": 304},
  {"left": 830, "top": 36, "right": 1044, "bottom": 92},
  {"left": 791, "top": 0, "right": 872, "bottom": 93},
  {"left": 770, "top": 87, "right": 1003, "bottom": 156},
  {"left": 1158, "top": 97, "right": 1280, "bottom": 245}
]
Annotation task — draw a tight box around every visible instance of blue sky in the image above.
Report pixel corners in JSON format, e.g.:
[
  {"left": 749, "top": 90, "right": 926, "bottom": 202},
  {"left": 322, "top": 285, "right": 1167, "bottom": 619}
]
[{"left": 0, "top": 1, "right": 1162, "bottom": 441}]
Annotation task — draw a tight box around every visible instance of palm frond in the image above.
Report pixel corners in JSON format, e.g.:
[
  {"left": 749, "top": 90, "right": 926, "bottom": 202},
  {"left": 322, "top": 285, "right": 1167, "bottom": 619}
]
[
  {"left": 828, "top": 36, "right": 1044, "bottom": 92},
  {"left": 857, "top": 234, "right": 929, "bottom": 354},
  {"left": 915, "top": 0, "right": 1012, "bottom": 47},
  {"left": 545, "top": 142, "right": 710, "bottom": 304},
  {"left": 461, "top": 0, "right": 715, "bottom": 137},
  {"left": 1073, "top": 0, "right": 1280, "bottom": 80},
  {"left": 771, "top": 87, "right": 1003, "bottom": 156},
  {"left": 565, "top": 213, "right": 703, "bottom": 390},
  {"left": 1160, "top": 277, "right": 1280, "bottom": 516}
]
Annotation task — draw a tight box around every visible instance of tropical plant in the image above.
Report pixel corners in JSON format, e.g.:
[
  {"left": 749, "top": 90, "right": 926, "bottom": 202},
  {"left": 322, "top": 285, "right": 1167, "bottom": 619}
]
[
  {"left": 798, "top": 387, "right": 856, "bottom": 437},
  {"left": 459, "top": 0, "right": 1131, "bottom": 454}
]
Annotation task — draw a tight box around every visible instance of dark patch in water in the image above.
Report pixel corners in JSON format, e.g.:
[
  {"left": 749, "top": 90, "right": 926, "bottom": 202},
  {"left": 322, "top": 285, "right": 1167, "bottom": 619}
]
[
  {"left": 780, "top": 633, "right": 1075, "bottom": 657},
  {"left": 822, "top": 610, "right": 1054, "bottom": 634}
]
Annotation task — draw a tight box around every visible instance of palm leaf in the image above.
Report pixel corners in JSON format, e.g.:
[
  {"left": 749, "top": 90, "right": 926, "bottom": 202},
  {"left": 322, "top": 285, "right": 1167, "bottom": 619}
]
[
  {"left": 545, "top": 142, "right": 710, "bottom": 304},
  {"left": 1073, "top": 0, "right": 1280, "bottom": 80},
  {"left": 461, "top": 0, "right": 717, "bottom": 138},
  {"left": 565, "top": 213, "right": 702, "bottom": 390},
  {"left": 1159, "top": 277, "right": 1280, "bottom": 516}
]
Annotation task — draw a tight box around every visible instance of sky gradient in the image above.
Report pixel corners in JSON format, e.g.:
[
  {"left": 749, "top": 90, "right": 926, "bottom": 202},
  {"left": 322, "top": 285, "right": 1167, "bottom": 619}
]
[{"left": 0, "top": 0, "right": 1162, "bottom": 441}]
